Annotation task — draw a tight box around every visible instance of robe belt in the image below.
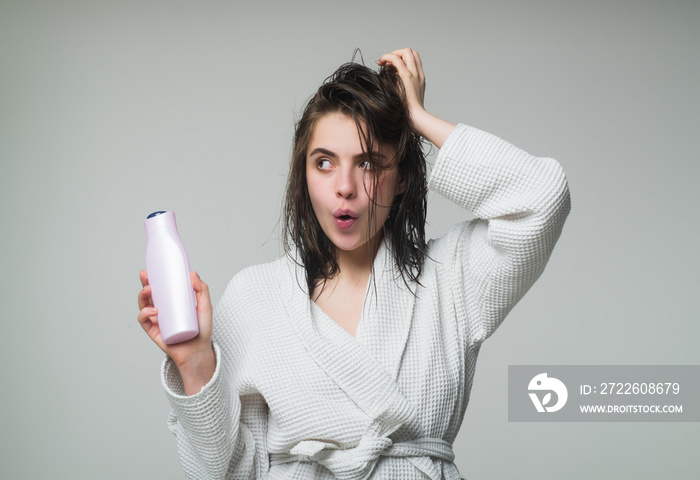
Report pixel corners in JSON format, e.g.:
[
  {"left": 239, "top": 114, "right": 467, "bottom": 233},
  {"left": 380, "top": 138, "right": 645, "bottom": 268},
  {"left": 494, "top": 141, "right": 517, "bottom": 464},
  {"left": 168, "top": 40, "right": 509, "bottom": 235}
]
[{"left": 269, "top": 436, "right": 455, "bottom": 480}]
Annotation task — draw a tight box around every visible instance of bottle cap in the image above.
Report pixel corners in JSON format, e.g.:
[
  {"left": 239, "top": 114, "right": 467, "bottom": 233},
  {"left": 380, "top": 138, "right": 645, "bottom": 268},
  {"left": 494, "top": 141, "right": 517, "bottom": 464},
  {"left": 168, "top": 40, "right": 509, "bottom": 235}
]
[{"left": 147, "top": 211, "right": 167, "bottom": 219}]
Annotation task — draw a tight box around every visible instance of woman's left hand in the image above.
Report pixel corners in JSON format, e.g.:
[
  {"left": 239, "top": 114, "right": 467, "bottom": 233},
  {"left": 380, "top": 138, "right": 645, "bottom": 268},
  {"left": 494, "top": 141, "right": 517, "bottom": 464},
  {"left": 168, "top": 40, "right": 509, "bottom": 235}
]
[
  {"left": 378, "top": 48, "right": 455, "bottom": 148},
  {"left": 378, "top": 48, "right": 426, "bottom": 122}
]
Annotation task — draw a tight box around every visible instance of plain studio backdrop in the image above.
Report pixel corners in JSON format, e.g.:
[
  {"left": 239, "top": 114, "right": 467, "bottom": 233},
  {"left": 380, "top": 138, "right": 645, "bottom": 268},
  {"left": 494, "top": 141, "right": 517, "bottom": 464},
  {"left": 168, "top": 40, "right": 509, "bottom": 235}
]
[{"left": 1, "top": 0, "right": 698, "bottom": 478}]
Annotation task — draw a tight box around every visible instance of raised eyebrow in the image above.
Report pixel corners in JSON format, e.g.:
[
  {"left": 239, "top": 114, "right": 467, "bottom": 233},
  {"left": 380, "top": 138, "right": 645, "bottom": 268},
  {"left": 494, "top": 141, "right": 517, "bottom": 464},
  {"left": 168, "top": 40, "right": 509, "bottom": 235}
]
[
  {"left": 308, "top": 147, "right": 386, "bottom": 162},
  {"left": 354, "top": 151, "right": 387, "bottom": 162},
  {"left": 308, "top": 147, "right": 336, "bottom": 158}
]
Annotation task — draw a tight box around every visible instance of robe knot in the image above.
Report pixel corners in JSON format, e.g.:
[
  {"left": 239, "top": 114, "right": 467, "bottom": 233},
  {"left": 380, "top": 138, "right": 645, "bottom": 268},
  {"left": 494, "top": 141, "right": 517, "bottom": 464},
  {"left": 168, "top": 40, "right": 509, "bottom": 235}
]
[{"left": 270, "top": 436, "right": 455, "bottom": 480}]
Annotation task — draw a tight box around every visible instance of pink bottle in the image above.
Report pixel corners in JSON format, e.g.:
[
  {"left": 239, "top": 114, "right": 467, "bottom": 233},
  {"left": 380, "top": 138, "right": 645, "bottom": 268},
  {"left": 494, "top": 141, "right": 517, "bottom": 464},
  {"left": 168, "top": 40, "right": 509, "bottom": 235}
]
[{"left": 144, "top": 211, "right": 199, "bottom": 344}]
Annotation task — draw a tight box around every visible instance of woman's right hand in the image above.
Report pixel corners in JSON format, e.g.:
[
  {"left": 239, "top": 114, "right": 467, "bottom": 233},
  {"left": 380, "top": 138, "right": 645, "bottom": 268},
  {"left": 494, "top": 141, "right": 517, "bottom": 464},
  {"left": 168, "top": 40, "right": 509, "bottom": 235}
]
[{"left": 137, "top": 270, "right": 216, "bottom": 395}]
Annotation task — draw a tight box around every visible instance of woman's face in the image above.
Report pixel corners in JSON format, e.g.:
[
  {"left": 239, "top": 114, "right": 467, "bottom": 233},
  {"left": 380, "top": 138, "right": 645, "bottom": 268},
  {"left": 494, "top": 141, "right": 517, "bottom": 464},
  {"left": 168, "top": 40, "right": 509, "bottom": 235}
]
[{"left": 306, "top": 112, "right": 403, "bottom": 256}]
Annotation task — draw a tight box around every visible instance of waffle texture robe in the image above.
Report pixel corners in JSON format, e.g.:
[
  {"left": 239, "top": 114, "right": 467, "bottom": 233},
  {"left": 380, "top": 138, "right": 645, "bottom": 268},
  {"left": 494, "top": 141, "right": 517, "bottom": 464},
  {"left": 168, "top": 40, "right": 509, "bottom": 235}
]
[{"left": 161, "top": 123, "right": 571, "bottom": 479}]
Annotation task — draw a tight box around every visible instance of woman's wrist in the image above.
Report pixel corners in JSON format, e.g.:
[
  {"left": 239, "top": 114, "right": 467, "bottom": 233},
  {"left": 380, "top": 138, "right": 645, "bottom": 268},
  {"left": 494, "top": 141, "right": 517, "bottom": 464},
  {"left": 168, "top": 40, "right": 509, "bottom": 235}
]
[
  {"left": 174, "top": 344, "right": 217, "bottom": 396},
  {"left": 410, "top": 108, "right": 456, "bottom": 149}
]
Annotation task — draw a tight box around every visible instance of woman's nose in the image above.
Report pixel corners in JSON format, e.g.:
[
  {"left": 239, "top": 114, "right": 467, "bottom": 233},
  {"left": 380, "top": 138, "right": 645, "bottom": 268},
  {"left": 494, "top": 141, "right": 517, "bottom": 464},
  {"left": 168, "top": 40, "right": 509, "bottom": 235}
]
[{"left": 335, "top": 167, "right": 357, "bottom": 199}]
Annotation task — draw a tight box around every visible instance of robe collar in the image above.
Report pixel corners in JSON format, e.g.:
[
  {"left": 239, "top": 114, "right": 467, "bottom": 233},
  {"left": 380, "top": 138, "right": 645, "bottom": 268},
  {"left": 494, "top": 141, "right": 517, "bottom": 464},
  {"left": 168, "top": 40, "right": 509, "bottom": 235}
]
[{"left": 280, "top": 238, "right": 418, "bottom": 435}]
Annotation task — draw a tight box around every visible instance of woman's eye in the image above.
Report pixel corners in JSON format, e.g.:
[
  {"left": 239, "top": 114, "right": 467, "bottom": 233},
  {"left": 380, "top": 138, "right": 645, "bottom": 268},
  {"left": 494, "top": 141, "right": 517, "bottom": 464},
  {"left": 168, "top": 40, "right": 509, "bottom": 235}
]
[
  {"left": 317, "top": 159, "right": 332, "bottom": 170},
  {"left": 360, "top": 161, "right": 373, "bottom": 170}
]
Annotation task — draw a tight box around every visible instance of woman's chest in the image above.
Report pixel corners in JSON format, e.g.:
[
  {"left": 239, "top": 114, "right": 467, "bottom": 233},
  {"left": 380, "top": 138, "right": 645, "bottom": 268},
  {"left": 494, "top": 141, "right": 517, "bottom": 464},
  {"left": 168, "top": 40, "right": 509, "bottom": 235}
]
[
  {"left": 237, "top": 287, "right": 467, "bottom": 442},
  {"left": 311, "top": 273, "right": 370, "bottom": 338}
]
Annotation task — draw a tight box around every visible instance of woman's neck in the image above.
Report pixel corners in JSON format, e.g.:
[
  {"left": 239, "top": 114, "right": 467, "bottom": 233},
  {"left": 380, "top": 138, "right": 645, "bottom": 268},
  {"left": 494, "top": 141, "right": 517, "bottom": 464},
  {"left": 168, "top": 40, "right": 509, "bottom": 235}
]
[{"left": 335, "top": 233, "right": 383, "bottom": 281}]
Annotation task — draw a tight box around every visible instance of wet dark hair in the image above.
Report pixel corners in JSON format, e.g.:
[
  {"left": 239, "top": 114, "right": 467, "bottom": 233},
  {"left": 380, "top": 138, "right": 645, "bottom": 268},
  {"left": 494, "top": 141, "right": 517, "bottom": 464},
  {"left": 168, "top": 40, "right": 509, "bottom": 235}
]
[{"left": 283, "top": 62, "right": 427, "bottom": 296}]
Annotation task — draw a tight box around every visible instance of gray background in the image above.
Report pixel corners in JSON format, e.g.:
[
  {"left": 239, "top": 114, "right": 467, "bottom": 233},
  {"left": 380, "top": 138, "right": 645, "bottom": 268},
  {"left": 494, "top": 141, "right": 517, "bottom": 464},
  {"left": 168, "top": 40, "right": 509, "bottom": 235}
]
[{"left": 1, "top": 0, "right": 698, "bottom": 478}]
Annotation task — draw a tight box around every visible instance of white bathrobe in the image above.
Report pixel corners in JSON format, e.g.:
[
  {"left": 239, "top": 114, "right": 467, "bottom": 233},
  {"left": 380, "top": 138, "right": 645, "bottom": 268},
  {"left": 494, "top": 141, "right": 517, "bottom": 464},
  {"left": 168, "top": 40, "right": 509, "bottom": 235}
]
[{"left": 161, "top": 124, "right": 571, "bottom": 479}]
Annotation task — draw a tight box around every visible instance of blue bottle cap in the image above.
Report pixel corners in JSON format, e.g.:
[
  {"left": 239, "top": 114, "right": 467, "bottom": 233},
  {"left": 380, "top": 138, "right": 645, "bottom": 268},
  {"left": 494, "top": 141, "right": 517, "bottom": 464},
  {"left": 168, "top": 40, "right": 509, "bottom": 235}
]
[{"left": 147, "top": 211, "right": 168, "bottom": 219}]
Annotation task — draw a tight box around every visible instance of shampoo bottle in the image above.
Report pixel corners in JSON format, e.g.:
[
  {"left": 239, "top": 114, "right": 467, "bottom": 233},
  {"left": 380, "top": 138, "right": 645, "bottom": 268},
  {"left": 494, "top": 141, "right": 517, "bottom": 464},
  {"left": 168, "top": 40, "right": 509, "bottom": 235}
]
[{"left": 144, "top": 211, "right": 199, "bottom": 344}]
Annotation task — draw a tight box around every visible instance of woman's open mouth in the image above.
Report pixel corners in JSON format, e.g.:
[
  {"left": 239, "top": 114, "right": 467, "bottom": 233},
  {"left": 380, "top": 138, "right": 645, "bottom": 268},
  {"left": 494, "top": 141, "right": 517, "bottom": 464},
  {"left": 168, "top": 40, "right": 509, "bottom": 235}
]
[{"left": 333, "top": 209, "right": 358, "bottom": 230}]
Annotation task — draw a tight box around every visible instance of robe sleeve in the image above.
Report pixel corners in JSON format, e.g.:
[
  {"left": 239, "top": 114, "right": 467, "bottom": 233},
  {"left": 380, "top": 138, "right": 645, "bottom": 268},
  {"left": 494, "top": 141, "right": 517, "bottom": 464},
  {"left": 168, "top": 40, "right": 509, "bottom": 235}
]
[
  {"left": 161, "top": 313, "right": 269, "bottom": 478},
  {"left": 428, "top": 123, "right": 571, "bottom": 346}
]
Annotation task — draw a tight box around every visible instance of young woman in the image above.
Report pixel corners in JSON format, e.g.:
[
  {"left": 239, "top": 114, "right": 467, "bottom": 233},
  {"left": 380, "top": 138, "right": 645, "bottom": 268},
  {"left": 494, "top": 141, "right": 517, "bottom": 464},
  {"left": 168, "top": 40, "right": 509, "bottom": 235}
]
[{"left": 137, "top": 48, "right": 570, "bottom": 479}]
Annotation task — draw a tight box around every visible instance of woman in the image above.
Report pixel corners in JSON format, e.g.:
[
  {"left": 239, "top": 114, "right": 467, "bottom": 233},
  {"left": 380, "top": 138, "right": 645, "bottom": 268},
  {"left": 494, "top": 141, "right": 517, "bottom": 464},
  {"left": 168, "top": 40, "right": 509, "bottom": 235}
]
[{"left": 137, "top": 48, "right": 570, "bottom": 479}]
